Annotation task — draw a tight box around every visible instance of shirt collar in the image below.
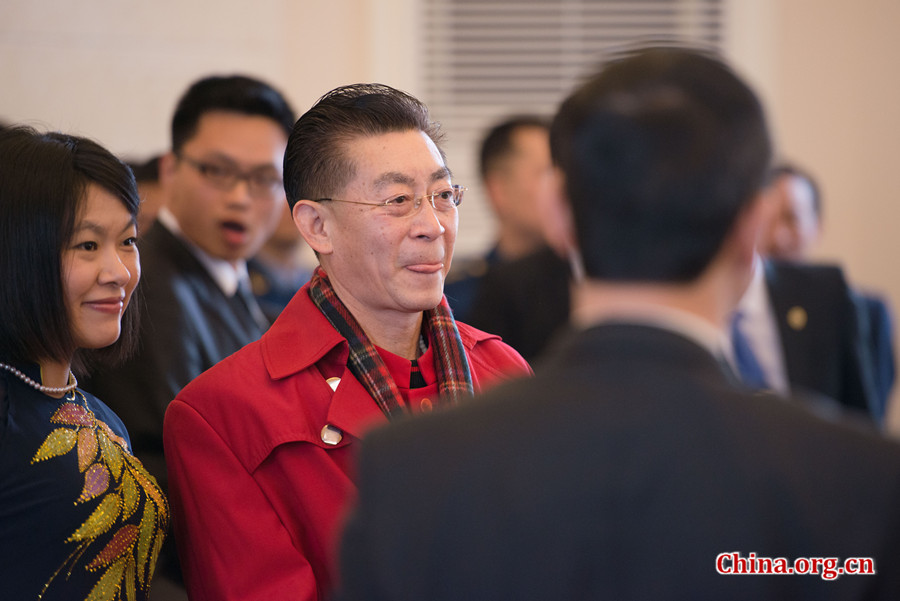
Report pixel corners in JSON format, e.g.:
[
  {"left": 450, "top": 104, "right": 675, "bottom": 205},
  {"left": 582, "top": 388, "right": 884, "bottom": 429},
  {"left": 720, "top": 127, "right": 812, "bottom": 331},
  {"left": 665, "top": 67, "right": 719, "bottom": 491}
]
[
  {"left": 375, "top": 342, "right": 436, "bottom": 390},
  {"left": 736, "top": 255, "right": 768, "bottom": 319},
  {"left": 582, "top": 303, "right": 725, "bottom": 359},
  {"left": 157, "top": 207, "right": 248, "bottom": 297}
]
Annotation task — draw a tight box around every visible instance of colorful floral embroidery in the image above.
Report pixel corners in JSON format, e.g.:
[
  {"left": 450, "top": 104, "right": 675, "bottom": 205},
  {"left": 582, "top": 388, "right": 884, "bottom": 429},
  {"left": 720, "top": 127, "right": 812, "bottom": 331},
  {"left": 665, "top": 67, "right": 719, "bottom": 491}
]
[{"left": 32, "top": 391, "right": 168, "bottom": 600}]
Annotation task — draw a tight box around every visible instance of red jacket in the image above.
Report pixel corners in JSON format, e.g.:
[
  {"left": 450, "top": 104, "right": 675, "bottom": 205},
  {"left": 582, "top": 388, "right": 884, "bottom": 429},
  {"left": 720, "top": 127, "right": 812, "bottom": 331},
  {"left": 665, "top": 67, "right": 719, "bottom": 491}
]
[{"left": 163, "top": 284, "right": 531, "bottom": 601}]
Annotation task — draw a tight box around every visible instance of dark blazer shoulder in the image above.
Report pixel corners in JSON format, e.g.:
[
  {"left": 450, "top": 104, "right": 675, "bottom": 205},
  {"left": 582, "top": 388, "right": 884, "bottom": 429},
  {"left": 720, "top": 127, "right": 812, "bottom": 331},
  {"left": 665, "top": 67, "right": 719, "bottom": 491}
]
[
  {"left": 140, "top": 221, "right": 215, "bottom": 290},
  {"left": 764, "top": 259, "right": 875, "bottom": 415},
  {"left": 764, "top": 259, "right": 849, "bottom": 296}
]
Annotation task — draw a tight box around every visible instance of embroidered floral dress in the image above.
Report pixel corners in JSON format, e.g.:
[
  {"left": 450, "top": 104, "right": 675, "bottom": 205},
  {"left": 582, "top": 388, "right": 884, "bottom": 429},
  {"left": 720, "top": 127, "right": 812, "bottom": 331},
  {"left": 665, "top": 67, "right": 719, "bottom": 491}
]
[{"left": 0, "top": 364, "right": 168, "bottom": 601}]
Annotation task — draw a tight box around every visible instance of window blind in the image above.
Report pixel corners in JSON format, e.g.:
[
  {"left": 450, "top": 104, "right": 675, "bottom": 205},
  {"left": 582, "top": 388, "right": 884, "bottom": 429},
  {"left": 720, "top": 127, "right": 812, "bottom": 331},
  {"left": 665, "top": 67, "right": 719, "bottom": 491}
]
[{"left": 420, "top": 0, "right": 724, "bottom": 256}]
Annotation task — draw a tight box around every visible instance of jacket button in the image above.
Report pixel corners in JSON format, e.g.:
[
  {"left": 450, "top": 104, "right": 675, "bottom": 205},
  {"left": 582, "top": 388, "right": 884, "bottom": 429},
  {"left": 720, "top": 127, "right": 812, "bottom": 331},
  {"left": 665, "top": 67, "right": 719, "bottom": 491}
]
[
  {"left": 787, "top": 306, "right": 808, "bottom": 330},
  {"left": 420, "top": 398, "right": 433, "bottom": 412},
  {"left": 321, "top": 425, "right": 343, "bottom": 445}
]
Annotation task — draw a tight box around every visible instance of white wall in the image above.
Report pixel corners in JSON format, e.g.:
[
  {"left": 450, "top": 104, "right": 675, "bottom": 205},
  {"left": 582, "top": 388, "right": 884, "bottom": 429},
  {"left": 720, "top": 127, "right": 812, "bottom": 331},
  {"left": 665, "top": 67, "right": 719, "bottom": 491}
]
[
  {"left": 772, "top": 1, "right": 900, "bottom": 291},
  {"left": 0, "top": 0, "right": 400, "bottom": 157}
]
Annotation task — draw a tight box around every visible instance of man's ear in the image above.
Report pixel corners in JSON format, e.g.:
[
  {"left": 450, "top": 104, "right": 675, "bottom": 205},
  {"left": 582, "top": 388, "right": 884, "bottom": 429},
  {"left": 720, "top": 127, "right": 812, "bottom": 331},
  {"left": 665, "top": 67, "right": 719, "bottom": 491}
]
[
  {"left": 538, "top": 167, "right": 577, "bottom": 258},
  {"left": 158, "top": 151, "right": 178, "bottom": 190},
  {"left": 731, "top": 190, "right": 775, "bottom": 266},
  {"left": 292, "top": 200, "right": 333, "bottom": 255},
  {"left": 483, "top": 172, "right": 507, "bottom": 216}
]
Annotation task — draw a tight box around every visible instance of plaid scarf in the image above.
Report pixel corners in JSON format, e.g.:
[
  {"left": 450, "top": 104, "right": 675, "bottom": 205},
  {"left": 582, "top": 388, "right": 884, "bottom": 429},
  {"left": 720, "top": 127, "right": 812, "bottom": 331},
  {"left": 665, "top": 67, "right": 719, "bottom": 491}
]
[{"left": 308, "top": 267, "right": 473, "bottom": 419}]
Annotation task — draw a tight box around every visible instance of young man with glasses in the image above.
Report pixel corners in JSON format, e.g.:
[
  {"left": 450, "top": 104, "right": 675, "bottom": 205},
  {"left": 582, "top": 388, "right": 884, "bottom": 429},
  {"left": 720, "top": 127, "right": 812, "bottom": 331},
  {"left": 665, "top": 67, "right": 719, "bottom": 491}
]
[
  {"left": 86, "top": 74, "right": 295, "bottom": 594},
  {"left": 163, "top": 83, "right": 531, "bottom": 601}
]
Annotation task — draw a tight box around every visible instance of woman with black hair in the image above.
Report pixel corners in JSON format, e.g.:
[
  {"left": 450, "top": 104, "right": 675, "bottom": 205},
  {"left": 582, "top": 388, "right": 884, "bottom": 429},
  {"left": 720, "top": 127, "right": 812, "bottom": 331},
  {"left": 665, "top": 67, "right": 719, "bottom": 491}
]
[{"left": 0, "top": 126, "right": 167, "bottom": 600}]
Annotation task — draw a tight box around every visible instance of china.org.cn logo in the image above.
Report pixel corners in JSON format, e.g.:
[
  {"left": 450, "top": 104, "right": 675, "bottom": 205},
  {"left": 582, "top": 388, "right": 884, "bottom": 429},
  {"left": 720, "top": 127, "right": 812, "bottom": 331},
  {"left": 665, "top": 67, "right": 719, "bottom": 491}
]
[{"left": 716, "top": 552, "right": 875, "bottom": 581}]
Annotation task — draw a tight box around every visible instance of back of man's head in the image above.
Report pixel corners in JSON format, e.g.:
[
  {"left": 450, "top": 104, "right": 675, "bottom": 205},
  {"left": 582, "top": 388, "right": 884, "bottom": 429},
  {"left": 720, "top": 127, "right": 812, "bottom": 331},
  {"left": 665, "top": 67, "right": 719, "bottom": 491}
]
[
  {"left": 284, "top": 83, "right": 443, "bottom": 209},
  {"left": 551, "top": 47, "right": 772, "bottom": 283},
  {"left": 171, "top": 75, "right": 295, "bottom": 154}
]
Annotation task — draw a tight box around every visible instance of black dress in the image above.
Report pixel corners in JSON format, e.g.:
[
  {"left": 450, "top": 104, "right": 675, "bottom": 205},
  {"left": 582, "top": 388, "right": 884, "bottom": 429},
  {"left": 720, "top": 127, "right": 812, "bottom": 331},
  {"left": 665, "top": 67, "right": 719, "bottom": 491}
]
[{"left": 0, "top": 363, "right": 168, "bottom": 600}]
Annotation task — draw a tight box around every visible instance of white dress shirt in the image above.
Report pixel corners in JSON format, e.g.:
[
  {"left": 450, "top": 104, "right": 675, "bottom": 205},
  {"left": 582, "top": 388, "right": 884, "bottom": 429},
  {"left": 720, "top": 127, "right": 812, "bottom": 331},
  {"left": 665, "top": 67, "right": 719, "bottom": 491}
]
[
  {"left": 730, "top": 257, "right": 789, "bottom": 395},
  {"left": 157, "top": 207, "right": 249, "bottom": 297},
  {"left": 156, "top": 208, "right": 267, "bottom": 329}
]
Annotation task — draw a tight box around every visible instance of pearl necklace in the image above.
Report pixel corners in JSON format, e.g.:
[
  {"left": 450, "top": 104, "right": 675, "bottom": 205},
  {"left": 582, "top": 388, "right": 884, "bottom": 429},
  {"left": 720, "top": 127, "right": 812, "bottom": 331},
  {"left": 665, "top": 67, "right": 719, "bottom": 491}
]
[{"left": 0, "top": 362, "right": 78, "bottom": 395}]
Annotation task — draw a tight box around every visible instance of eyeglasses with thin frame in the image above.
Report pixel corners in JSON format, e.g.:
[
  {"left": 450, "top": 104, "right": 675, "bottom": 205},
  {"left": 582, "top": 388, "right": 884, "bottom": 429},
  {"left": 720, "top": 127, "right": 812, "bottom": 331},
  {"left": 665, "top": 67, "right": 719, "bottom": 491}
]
[
  {"left": 313, "top": 185, "right": 466, "bottom": 217},
  {"left": 177, "top": 153, "right": 284, "bottom": 200}
]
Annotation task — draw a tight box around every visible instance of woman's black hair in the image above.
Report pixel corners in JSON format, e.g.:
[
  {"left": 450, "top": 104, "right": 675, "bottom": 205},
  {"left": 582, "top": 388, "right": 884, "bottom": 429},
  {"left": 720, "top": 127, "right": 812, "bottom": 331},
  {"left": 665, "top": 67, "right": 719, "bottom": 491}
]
[{"left": 0, "top": 126, "right": 141, "bottom": 374}]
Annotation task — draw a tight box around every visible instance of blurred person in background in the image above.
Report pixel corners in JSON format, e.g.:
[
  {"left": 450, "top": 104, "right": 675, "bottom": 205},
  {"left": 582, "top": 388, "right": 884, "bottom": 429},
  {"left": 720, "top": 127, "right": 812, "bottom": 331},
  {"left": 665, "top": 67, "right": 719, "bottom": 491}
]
[
  {"left": 737, "top": 162, "right": 893, "bottom": 422},
  {"left": 444, "top": 116, "right": 553, "bottom": 321},
  {"left": 761, "top": 164, "right": 822, "bottom": 261},
  {"left": 446, "top": 115, "right": 572, "bottom": 361},
  {"left": 248, "top": 201, "right": 313, "bottom": 321},
  {"left": 85, "top": 74, "right": 295, "bottom": 598},
  {"left": 128, "top": 154, "right": 168, "bottom": 234}
]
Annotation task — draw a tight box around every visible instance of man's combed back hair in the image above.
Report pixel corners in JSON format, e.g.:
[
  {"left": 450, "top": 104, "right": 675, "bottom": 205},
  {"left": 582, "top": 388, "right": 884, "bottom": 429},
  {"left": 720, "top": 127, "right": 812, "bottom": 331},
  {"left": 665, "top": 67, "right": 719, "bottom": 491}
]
[
  {"left": 171, "top": 74, "right": 296, "bottom": 153},
  {"left": 284, "top": 83, "right": 444, "bottom": 209},
  {"left": 0, "top": 126, "right": 141, "bottom": 374},
  {"left": 551, "top": 46, "right": 772, "bottom": 283}
]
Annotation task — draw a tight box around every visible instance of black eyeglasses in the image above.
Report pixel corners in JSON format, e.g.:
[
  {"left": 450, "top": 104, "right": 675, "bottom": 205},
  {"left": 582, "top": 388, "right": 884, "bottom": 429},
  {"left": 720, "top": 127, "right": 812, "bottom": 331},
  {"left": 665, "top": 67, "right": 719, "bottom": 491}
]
[
  {"left": 177, "top": 154, "right": 283, "bottom": 199},
  {"left": 313, "top": 186, "right": 466, "bottom": 217}
]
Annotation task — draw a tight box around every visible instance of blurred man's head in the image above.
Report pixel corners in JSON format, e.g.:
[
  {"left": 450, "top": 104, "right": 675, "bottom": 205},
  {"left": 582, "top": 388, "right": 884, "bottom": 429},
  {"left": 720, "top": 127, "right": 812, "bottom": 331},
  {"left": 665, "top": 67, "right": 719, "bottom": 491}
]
[
  {"left": 129, "top": 155, "right": 166, "bottom": 234},
  {"left": 551, "top": 47, "right": 772, "bottom": 286},
  {"left": 287, "top": 84, "right": 460, "bottom": 323},
  {"left": 480, "top": 116, "right": 552, "bottom": 259},
  {"left": 161, "top": 75, "right": 295, "bottom": 265},
  {"left": 760, "top": 164, "right": 821, "bottom": 261}
]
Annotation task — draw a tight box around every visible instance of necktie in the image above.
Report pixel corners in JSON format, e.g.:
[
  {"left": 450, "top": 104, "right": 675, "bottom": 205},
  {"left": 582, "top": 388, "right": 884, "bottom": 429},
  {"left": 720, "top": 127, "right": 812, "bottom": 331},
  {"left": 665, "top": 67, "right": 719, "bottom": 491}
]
[
  {"left": 237, "top": 277, "right": 270, "bottom": 333},
  {"left": 730, "top": 312, "right": 769, "bottom": 390}
]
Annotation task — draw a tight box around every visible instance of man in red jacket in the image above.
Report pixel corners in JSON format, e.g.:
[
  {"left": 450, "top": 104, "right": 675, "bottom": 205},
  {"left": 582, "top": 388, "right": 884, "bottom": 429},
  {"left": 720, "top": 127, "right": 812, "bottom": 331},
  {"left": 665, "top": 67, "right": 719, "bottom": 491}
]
[{"left": 163, "top": 83, "right": 531, "bottom": 601}]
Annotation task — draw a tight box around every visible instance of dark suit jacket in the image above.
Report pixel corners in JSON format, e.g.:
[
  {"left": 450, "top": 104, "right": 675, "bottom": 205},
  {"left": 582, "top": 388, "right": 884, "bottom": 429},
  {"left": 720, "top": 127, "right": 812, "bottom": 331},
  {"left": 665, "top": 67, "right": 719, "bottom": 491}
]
[
  {"left": 765, "top": 261, "right": 877, "bottom": 418},
  {"left": 855, "top": 292, "right": 896, "bottom": 419},
  {"left": 466, "top": 245, "right": 571, "bottom": 362},
  {"left": 443, "top": 246, "right": 501, "bottom": 323},
  {"left": 84, "top": 220, "right": 267, "bottom": 490},
  {"left": 339, "top": 324, "right": 900, "bottom": 601}
]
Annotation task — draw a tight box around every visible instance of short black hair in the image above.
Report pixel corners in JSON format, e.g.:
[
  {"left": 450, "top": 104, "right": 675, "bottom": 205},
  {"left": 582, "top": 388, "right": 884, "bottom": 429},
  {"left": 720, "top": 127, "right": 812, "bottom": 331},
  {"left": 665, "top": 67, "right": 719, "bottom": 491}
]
[
  {"left": 171, "top": 75, "right": 296, "bottom": 154},
  {"left": 768, "top": 162, "right": 822, "bottom": 221},
  {"left": 0, "top": 126, "right": 141, "bottom": 374},
  {"left": 128, "top": 155, "right": 162, "bottom": 184},
  {"left": 284, "top": 83, "right": 444, "bottom": 209},
  {"left": 551, "top": 47, "right": 772, "bottom": 282},
  {"left": 479, "top": 115, "right": 550, "bottom": 180}
]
